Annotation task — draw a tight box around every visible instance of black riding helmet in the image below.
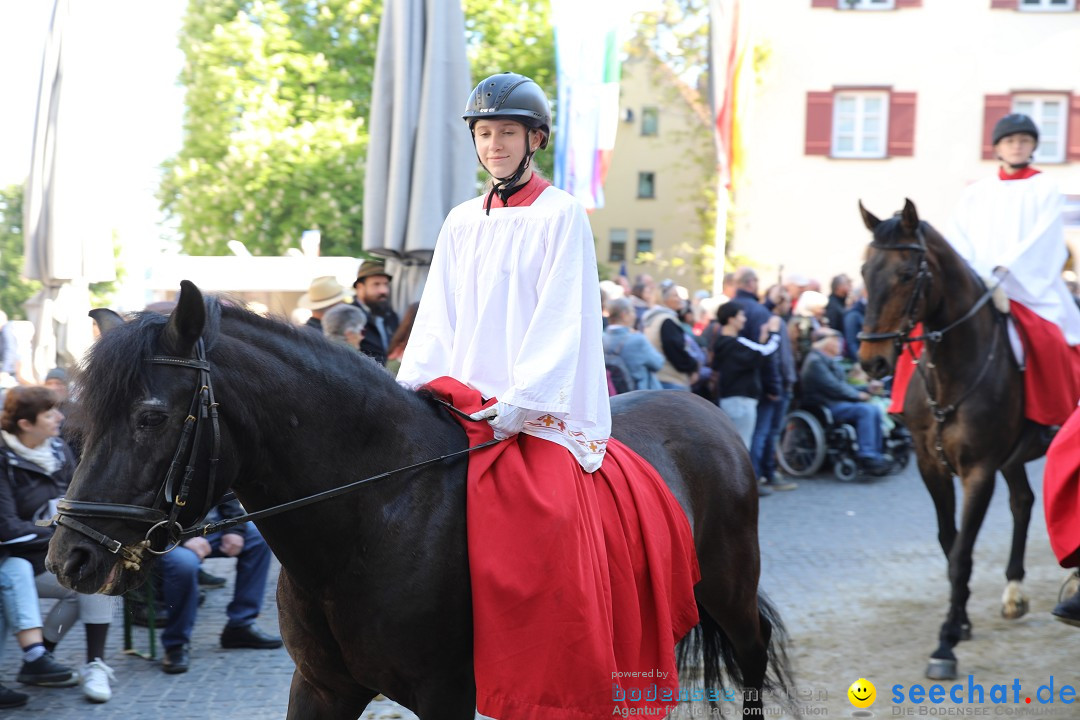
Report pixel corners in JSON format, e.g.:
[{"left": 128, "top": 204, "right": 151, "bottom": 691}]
[
  {"left": 464, "top": 72, "right": 552, "bottom": 214},
  {"left": 992, "top": 113, "right": 1039, "bottom": 147},
  {"left": 463, "top": 72, "right": 551, "bottom": 149}
]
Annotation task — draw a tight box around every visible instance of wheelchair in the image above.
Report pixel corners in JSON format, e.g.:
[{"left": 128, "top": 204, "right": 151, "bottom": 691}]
[{"left": 777, "top": 404, "right": 913, "bottom": 482}]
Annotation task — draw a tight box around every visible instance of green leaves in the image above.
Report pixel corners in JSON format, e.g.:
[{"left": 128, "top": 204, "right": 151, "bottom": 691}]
[{"left": 0, "top": 185, "right": 42, "bottom": 320}]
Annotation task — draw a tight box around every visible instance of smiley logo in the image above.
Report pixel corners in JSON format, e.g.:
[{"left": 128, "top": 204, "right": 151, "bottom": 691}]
[{"left": 848, "top": 678, "right": 876, "bottom": 708}]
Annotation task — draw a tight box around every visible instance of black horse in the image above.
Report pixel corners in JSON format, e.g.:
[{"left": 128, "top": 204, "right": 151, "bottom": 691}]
[
  {"left": 858, "top": 200, "right": 1049, "bottom": 680},
  {"left": 46, "top": 281, "right": 793, "bottom": 719}
]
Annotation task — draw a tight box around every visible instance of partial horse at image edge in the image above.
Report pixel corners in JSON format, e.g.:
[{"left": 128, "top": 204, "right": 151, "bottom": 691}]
[{"left": 858, "top": 198, "right": 1050, "bottom": 681}]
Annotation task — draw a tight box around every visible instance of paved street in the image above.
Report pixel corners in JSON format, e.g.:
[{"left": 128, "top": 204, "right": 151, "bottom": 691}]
[{"left": 2, "top": 455, "right": 1069, "bottom": 719}]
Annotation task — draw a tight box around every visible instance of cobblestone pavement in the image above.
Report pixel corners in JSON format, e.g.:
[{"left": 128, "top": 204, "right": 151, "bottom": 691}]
[{"left": 3, "top": 457, "right": 1073, "bottom": 719}]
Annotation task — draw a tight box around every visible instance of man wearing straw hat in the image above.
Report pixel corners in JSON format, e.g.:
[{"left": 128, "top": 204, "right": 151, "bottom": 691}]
[{"left": 298, "top": 276, "right": 352, "bottom": 333}]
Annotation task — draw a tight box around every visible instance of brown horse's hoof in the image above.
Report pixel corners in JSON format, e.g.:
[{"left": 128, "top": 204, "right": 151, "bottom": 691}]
[{"left": 926, "top": 657, "right": 957, "bottom": 681}]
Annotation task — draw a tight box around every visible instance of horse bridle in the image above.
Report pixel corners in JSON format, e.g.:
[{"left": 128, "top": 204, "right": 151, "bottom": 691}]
[
  {"left": 857, "top": 223, "right": 1004, "bottom": 472},
  {"left": 49, "top": 339, "right": 221, "bottom": 570},
  {"left": 45, "top": 338, "right": 499, "bottom": 571}
]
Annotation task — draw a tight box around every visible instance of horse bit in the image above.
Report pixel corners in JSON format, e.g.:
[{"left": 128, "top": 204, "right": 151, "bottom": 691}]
[
  {"left": 44, "top": 338, "right": 498, "bottom": 571},
  {"left": 857, "top": 223, "right": 1004, "bottom": 472}
]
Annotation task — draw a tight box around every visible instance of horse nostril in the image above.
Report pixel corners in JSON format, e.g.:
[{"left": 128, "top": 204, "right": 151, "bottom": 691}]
[{"left": 62, "top": 547, "right": 92, "bottom": 582}]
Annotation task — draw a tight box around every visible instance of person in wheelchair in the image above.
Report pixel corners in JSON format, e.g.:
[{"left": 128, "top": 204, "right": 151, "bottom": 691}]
[{"left": 800, "top": 329, "right": 892, "bottom": 476}]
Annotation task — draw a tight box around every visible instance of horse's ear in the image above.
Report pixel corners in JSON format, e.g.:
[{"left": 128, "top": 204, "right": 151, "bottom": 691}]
[
  {"left": 88, "top": 308, "right": 125, "bottom": 335},
  {"left": 900, "top": 198, "right": 920, "bottom": 234},
  {"left": 858, "top": 200, "right": 881, "bottom": 231},
  {"left": 162, "top": 280, "right": 206, "bottom": 356}
]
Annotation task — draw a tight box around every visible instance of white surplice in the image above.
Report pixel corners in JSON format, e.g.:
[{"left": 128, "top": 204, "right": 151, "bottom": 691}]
[
  {"left": 397, "top": 186, "right": 611, "bottom": 472},
  {"left": 947, "top": 172, "right": 1080, "bottom": 345}
]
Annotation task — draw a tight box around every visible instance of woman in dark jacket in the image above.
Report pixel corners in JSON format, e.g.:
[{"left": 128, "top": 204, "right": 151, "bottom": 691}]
[
  {"left": 1, "top": 386, "right": 118, "bottom": 702},
  {"left": 711, "top": 301, "right": 782, "bottom": 449}
]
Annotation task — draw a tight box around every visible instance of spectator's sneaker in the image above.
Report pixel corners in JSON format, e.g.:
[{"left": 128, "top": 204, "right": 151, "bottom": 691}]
[
  {"left": 0, "top": 683, "right": 29, "bottom": 708},
  {"left": 16, "top": 651, "right": 77, "bottom": 686},
  {"left": 79, "top": 658, "right": 115, "bottom": 703}
]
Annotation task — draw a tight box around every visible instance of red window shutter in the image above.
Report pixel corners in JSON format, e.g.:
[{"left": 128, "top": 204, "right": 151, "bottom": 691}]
[
  {"left": 989, "top": 0, "right": 1016, "bottom": 8},
  {"left": 811, "top": 0, "right": 835, "bottom": 7},
  {"left": 982, "top": 94, "right": 1012, "bottom": 159},
  {"left": 888, "top": 92, "right": 917, "bottom": 157},
  {"left": 806, "top": 92, "right": 834, "bottom": 156},
  {"left": 896, "top": 0, "right": 923, "bottom": 7},
  {"left": 1069, "top": 94, "right": 1080, "bottom": 162}
]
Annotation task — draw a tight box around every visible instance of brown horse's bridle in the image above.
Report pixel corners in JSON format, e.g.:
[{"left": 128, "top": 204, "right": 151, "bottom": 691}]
[
  {"left": 44, "top": 337, "right": 499, "bottom": 570},
  {"left": 48, "top": 339, "right": 222, "bottom": 569},
  {"left": 857, "top": 223, "right": 1005, "bottom": 471}
]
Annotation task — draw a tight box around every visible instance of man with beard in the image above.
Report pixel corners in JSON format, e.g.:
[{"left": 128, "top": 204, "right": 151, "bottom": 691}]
[{"left": 352, "top": 261, "right": 400, "bottom": 366}]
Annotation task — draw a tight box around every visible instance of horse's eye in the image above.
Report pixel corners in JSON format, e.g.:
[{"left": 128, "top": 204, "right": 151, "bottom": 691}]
[{"left": 137, "top": 412, "right": 168, "bottom": 430}]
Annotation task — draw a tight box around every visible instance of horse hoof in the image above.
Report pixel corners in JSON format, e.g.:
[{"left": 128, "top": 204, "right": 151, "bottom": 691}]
[
  {"left": 959, "top": 623, "right": 972, "bottom": 641},
  {"left": 1002, "top": 598, "right": 1029, "bottom": 620},
  {"left": 926, "top": 657, "right": 957, "bottom": 680}
]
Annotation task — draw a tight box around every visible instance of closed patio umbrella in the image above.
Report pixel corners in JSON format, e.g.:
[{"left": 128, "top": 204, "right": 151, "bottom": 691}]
[
  {"left": 23, "top": 0, "right": 116, "bottom": 378},
  {"left": 361, "top": 0, "right": 475, "bottom": 313}
]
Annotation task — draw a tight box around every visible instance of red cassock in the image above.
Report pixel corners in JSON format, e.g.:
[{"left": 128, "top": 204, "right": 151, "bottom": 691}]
[
  {"left": 425, "top": 377, "right": 701, "bottom": 720},
  {"left": 888, "top": 305, "right": 1080, "bottom": 428},
  {"left": 1045, "top": 405, "right": 1080, "bottom": 568}
]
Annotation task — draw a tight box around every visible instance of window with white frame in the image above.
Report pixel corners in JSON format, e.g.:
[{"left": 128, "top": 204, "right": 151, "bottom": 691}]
[
  {"left": 1012, "top": 95, "right": 1068, "bottom": 163},
  {"left": 832, "top": 92, "right": 889, "bottom": 159},
  {"left": 839, "top": 0, "right": 895, "bottom": 9},
  {"left": 1018, "top": 0, "right": 1074, "bottom": 11}
]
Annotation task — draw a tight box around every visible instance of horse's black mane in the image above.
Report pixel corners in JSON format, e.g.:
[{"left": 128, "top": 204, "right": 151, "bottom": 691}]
[{"left": 74, "top": 297, "right": 429, "bottom": 444}]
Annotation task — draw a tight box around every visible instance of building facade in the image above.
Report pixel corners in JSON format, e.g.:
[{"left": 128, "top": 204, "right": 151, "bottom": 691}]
[
  {"left": 736, "top": 0, "right": 1080, "bottom": 287},
  {"left": 587, "top": 53, "right": 714, "bottom": 291}
]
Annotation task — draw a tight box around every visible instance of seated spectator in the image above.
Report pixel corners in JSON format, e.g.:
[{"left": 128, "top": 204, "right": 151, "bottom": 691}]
[
  {"left": 322, "top": 303, "right": 368, "bottom": 351},
  {"left": 800, "top": 330, "right": 891, "bottom": 475},
  {"left": 298, "top": 276, "right": 352, "bottom": 333},
  {"left": 0, "top": 555, "right": 64, "bottom": 708},
  {"left": 157, "top": 498, "right": 282, "bottom": 675},
  {"left": 603, "top": 298, "right": 664, "bottom": 392},
  {"left": 712, "top": 302, "right": 782, "bottom": 448},
  {"left": 0, "top": 386, "right": 118, "bottom": 702},
  {"left": 642, "top": 285, "right": 699, "bottom": 390}
]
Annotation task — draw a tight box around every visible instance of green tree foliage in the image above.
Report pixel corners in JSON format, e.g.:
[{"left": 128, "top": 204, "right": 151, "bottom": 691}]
[
  {"left": 0, "top": 185, "right": 41, "bottom": 320},
  {"left": 462, "top": 0, "right": 555, "bottom": 179},
  {"left": 162, "top": 0, "right": 559, "bottom": 256},
  {"left": 160, "top": 0, "right": 381, "bottom": 256}
]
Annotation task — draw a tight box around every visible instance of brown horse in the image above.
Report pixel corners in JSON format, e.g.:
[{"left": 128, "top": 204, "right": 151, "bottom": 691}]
[
  {"left": 858, "top": 199, "right": 1049, "bottom": 680},
  {"left": 45, "top": 281, "right": 794, "bottom": 718}
]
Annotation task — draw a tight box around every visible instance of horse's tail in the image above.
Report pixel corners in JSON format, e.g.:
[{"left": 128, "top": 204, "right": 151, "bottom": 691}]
[
  {"left": 676, "top": 591, "right": 797, "bottom": 714},
  {"left": 757, "top": 590, "right": 798, "bottom": 713}
]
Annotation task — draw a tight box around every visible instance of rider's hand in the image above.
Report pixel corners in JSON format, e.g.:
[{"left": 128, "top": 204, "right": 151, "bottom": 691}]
[
  {"left": 183, "top": 536, "right": 212, "bottom": 560},
  {"left": 469, "top": 402, "right": 529, "bottom": 441}
]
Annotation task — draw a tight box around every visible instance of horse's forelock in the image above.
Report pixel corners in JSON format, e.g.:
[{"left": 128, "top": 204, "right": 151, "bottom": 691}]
[{"left": 75, "top": 312, "right": 169, "bottom": 441}]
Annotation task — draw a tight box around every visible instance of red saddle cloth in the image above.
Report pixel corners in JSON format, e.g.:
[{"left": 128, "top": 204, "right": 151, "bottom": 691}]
[
  {"left": 887, "top": 304, "right": 1080, "bottom": 427},
  {"left": 425, "top": 377, "right": 700, "bottom": 720},
  {"left": 1045, "top": 404, "right": 1080, "bottom": 568}
]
